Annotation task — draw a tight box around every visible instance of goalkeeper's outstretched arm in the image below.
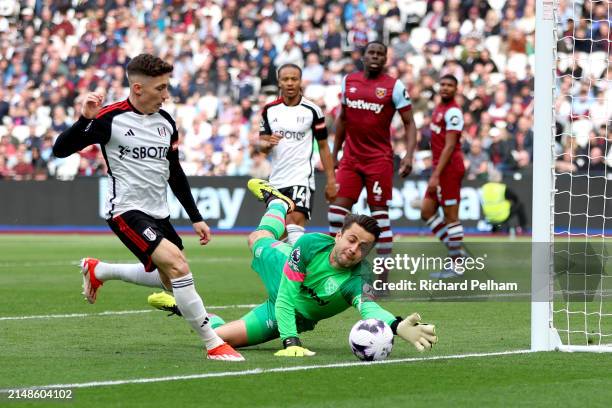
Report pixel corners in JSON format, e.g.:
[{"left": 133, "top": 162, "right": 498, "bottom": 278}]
[
  {"left": 350, "top": 291, "right": 438, "bottom": 351},
  {"left": 274, "top": 258, "right": 316, "bottom": 357}
]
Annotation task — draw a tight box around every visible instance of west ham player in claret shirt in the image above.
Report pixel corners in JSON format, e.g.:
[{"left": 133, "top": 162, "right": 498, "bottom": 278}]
[
  {"left": 52, "top": 54, "right": 243, "bottom": 361},
  {"left": 420, "top": 74, "right": 467, "bottom": 278},
  {"left": 329, "top": 41, "right": 417, "bottom": 287}
]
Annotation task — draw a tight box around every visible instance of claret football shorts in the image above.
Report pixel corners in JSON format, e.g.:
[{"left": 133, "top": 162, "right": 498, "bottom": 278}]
[{"left": 335, "top": 157, "right": 394, "bottom": 206}]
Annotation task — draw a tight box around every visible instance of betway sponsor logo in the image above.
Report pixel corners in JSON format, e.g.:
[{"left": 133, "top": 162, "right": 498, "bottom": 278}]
[{"left": 345, "top": 98, "right": 384, "bottom": 114}]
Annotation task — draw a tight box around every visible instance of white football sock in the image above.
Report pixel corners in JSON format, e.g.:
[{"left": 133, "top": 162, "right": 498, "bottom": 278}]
[
  {"left": 171, "top": 273, "right": 224, "bottom": 350},
  {"left": 94, "top": 262, "right": 166, "bottom": 289},
  {"left": 268, "top": 199, "right": 289, "bottom": 211},
  {"left": 286, "top": 224, "right": 305, "bottom": 245},
  {"left": 446, "top": 221, "right": 465, "bottom": 258}
]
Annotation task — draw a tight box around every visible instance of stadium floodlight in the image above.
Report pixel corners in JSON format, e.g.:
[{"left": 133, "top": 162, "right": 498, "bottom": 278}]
[{"left": 532, "top": 0, "right": 612, "bottom": 352}]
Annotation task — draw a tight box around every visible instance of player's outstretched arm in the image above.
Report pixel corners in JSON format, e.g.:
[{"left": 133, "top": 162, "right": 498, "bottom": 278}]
[
  {"left": 274, "top": 242, "right": 317, "bottom": 356},
  {"left": 331, "top": 106, "right": 346, "bottom": 168},
  {"left": 318, "top": 139, "right": 337, "bottom": 202},
  {"left": 396, "top": 313, "right": 438, "bottom": 352},
  {"left": 52, "top": 92, "right": 110, "bottom": 158},
  {"left": 348, "top": 288, "right": 437, "bottom": 352},
  {"left": 167, "top": 143, "right": 205, "bottom": 231},
  {"left": 399, "top": 109, "right": 417, "bottom": 177},
  {"left": 274, "top": 272, "right": 316, "bottom": 356}
]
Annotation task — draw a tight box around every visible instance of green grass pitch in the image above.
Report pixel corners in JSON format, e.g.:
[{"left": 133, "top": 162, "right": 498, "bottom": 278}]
[{"left": 0, "top": 234, "right": 611, "bottom": 407}]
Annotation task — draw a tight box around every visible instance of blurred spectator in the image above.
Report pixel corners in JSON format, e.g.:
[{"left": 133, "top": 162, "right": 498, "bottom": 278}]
[
  {"left": 488, "top": 127, "right": 514, "bottom": 173},
  {"left": 487, "top": 90, "right": 511, "bottom": 124},
  {"left": 571, "top": 84, "right": 594, "bottom": 118},
  {"left": 12, "top": 148, "right": 34, "bottom": 180},
  {"left": 464, "top": 138, "right": 489, "bottom": 181},
  {"left": 302, "top": 53, "right": 325, "bottom": 86},
  {"left": 30, "top": 146, "right": 48, "bottom": 180},
  {"left": 445, "top": 20, "right": 462, "bottom": 49},
  {"left": 512, "top": 116, "right": 534, "bottom": 160},
  {"left": 440, "top": 58, "right": 464, "bottom": 83},
  {"left": 587, "top": 146, "right": 607, "bottom": 175},
  {"left": 323, "top": 21, "right": 343, "bottom": 52},
  {"left": 0, "top": 87, "right": 9, "bottom": 121},
  {"left": 274, "top": 37, "right": 303, "bottom": 68},
  {"left": 556, "top": 143, "right": 578, "bottom": 174},
  {"left": 391, "top": 31, "right": 416, "bottom": 60},
  {"left": 421, "top": 1, "right": 445, "bottom": 31},
  {"left": 343, "top": 0, "right": 367, "bottom": 29},
  {"left": 460, "top": 7, "right": 485, "bottom": 37},
  {"left": 249, "top": 148, "right": 271, "bottom": 179},
  {"left": 326, "top": 47, "right": 349, "bottom": 75},
  {"left": 512, "top": 150, "right": 531, "bottom": 172},
  {"left": 0, "top": 134, "right": 17, "bottom": 157},
  {"left": 0, "top": 155, "right": 12, "bottom": 179}
]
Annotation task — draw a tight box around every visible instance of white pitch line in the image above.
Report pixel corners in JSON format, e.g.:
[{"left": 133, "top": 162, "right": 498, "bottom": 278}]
[
  {"left": 0, "top": 304, "right": 258, "bottom": 321},
  {"left": 0, "top": 257, "right": 245, "bottom": 268},
  {"left": 0, "top": 349, "right": 533, "bottom": 392}
]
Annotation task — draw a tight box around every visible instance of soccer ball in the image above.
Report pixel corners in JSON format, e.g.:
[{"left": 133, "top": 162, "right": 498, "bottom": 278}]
[{"left": 349, "top": 319, "right": 394, "bottom": 361}]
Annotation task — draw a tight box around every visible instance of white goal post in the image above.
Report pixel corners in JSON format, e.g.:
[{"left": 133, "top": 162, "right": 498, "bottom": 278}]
[{"left": 532, "top": 0, "right": 612, "bottom": 352}]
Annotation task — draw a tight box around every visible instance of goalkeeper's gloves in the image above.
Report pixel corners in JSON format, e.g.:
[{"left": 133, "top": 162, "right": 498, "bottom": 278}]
[
  {"left": 395, "top": 313, "right": 438, "bottom": 352},
  {"left": 274, "top": 337, "right": 316, "bottom": 357}
]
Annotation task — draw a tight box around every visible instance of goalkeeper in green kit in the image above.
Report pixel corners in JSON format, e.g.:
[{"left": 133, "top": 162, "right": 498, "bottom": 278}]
[{"left": 149, "top": 179, "right": 438, "bottom": 357}]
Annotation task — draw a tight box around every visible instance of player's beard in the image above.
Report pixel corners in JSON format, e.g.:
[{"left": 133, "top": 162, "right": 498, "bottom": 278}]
[
  {"left": 333, "top": 248, "right": 357, "bottom": 268},
  {"left": 332, "top": 248, "right": 346, "bottom": 268}
]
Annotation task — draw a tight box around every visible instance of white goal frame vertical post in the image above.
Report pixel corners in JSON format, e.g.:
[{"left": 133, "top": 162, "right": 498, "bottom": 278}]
[{"left": 532, "top": 0, "right": 560, "bottom": 351}]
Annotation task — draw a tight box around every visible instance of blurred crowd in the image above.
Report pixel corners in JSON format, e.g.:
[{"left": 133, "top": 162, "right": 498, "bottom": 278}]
[{"left": 0, "top": 0, "right": 574, "bottom": 183}]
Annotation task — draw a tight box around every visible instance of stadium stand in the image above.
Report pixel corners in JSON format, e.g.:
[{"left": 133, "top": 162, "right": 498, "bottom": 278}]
[{"left": 0, "top": 0, "right": 540, "bottom": 181}]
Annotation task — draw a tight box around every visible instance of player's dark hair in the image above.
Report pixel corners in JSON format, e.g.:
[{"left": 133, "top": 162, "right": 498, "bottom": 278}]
[
  {"left": 440, "top": 74, "right": 458, "bottom": 86},
  {"left": 277, "top": 63, "right": 302, "bottom": 79},
  {"left": 127, "top": 54, "right": 173, "bottom": 78},
  {"left": 364, "top": 41, "right": 388, "bottom": 54},
  {"left": 341, "top": 214, "right": 381, "bottom": 242}
]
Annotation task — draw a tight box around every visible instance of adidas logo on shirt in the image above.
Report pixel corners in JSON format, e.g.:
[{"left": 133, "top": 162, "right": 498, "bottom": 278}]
[{"left": 124, "top": 129, "right": 135, "bottom": 137}]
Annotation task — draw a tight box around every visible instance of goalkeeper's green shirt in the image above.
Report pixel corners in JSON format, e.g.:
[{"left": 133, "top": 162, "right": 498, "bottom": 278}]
[{"left": 275, "top": 233, "right": 395, "bottom": 340}]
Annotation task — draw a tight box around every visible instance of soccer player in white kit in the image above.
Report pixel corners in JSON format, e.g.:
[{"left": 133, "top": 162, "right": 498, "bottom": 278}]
[
  {"left": 259, "top": 63, "right": 337, "bottom": 244},
  {"left": 52, "top": 53, "right": 244, "bottom": 361}
]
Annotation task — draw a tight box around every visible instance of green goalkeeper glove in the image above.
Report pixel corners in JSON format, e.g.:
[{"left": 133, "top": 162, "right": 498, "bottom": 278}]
[
  {"left": 396, "top": 313, "right": 438, "bottom": 352},
  {"left": 274, "top": 337, "right": 316, "bottom": 357}
]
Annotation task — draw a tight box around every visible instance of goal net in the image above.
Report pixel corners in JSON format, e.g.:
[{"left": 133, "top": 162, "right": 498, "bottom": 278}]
[{"left": 533, "top": 0, "right": 612, "bottom": 352}]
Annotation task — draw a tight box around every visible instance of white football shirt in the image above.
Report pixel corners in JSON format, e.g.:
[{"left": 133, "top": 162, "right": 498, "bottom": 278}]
[{"left": 259, "top": 96, "right": 328, "bottom": 190}]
